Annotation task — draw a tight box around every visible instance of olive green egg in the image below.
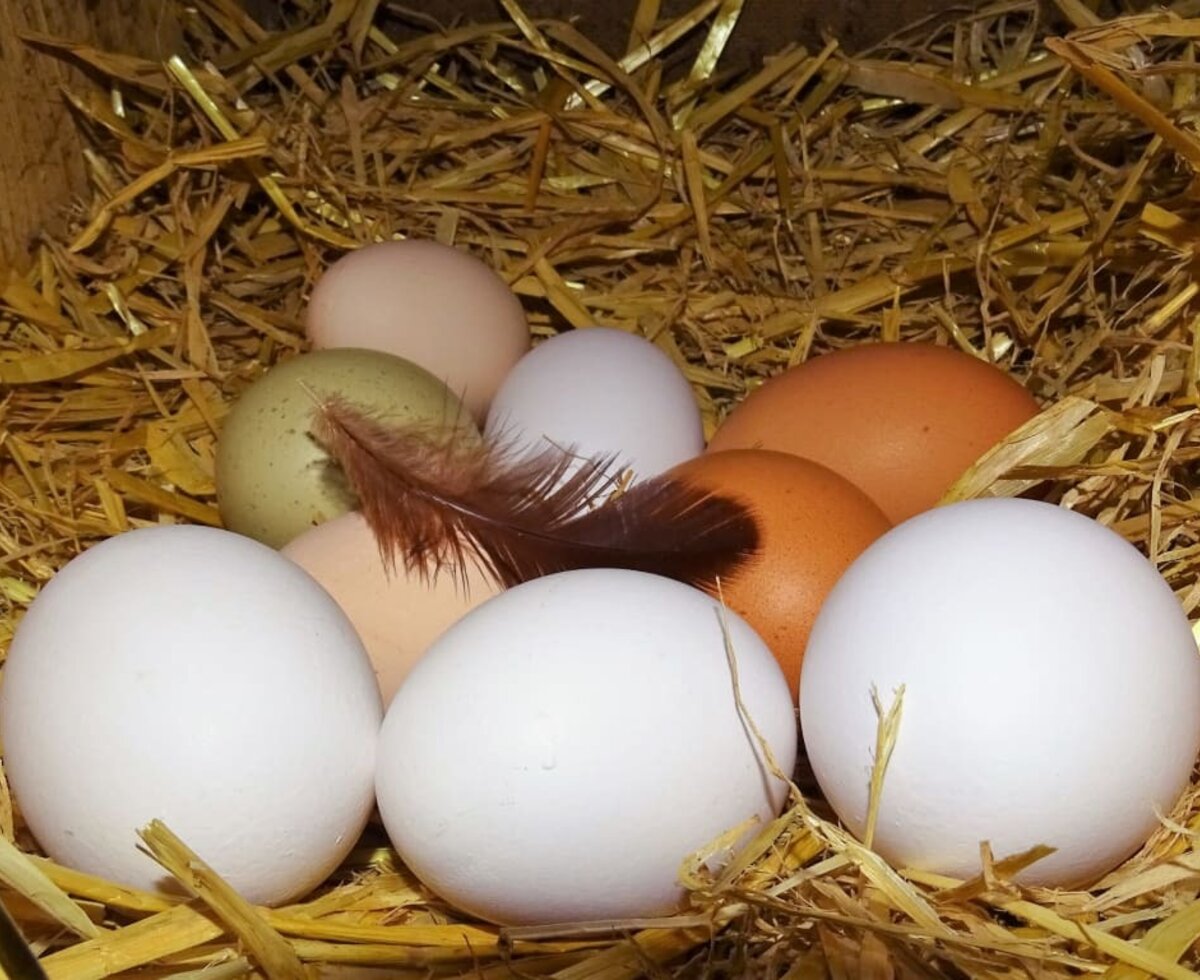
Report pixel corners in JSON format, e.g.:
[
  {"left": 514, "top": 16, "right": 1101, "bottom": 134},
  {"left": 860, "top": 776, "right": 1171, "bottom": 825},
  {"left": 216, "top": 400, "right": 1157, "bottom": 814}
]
[{"left": 215, "top": 347, "right": 478, "bottom": 548}]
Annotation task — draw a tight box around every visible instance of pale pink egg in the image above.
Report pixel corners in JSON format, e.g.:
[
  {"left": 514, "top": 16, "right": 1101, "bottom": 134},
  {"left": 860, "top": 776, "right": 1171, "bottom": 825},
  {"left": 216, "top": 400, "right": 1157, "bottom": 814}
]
[
  {"left": 305, "top": 239, "right": 530, "bottom": 421},
  {"left": 282, "top": 512, "right": 502, "bottom": 705}
]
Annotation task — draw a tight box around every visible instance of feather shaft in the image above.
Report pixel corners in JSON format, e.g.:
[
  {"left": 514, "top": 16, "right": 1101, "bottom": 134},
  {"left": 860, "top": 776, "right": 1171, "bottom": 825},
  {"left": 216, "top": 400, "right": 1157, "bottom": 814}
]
[{"left": 310, "top": 396, "right": 759, "bottom": 592}]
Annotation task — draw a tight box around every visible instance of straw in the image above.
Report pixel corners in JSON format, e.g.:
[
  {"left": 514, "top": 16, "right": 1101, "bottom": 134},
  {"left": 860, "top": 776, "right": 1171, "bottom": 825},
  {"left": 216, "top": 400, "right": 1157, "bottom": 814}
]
[{"left": 6, "top": 0, "right": 1200, "bottom": 975}]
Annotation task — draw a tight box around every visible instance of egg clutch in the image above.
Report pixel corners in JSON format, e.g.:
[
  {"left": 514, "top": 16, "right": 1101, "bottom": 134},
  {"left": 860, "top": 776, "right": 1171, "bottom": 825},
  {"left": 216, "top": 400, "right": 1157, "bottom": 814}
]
[{"left": 4, "top": 238, "right": 1200, "bottom": 926}]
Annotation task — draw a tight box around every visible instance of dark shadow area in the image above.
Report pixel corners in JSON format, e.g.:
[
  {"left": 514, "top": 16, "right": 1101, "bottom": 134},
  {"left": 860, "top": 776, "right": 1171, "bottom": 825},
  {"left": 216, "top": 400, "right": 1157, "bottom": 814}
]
[{"left": 245, "top": 0, "right": 1162, "bottom": 69}]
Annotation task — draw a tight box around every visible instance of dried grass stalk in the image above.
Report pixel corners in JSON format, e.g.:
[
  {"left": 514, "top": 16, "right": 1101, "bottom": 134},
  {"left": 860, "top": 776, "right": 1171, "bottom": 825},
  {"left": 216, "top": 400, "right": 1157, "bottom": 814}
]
[{"left": 5, "top": 0, "right": 1200, "bottom": 976}]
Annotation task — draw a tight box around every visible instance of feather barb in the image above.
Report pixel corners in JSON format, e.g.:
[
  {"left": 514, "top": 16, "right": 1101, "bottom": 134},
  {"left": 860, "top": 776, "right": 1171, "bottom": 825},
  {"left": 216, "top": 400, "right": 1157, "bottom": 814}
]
[{"left": 309, "top": 395, "right": 760, "bottom": 593}]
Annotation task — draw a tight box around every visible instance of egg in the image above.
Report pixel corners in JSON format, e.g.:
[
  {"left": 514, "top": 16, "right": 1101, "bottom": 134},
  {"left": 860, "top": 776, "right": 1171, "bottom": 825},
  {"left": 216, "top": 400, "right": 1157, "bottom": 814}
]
[
  {"left": 485, "top": 327, "right": 704, "bottom": 487},
  {"left": 305, "top": 239, "right": 531, "bottom": 420},
  {"left": 666, "top": 450, "right": 891, "bottom": 699},
  {"left": 0, "top": 525, "right": 382, "bottom": 906},
  {"left": 799, "top": 498, "right": 1200, "bottom": 888},
  {"left": 215, "top": 347, "right": 478, "bottom": 548},
  {"left": 281, "top": 511, "right": 502, "bottom": 706},
  {"left": 375, "top": 568, "right": 797, "bottom": 925},
  {"left": 707, "top": 343, "right": 1041, "bottom": 524}
]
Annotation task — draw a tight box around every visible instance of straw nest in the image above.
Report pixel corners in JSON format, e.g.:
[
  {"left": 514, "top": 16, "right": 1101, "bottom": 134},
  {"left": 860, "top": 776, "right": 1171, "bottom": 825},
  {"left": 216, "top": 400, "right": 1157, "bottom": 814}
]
[{"left": 4, "top": 0, "right": 1200, "bottom": 976}]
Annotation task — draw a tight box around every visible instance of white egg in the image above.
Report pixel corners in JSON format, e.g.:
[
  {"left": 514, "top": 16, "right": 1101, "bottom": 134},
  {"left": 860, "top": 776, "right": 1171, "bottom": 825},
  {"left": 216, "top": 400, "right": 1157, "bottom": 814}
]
[
  {"left": 799, "top": 498, "right": 1200, "bottom": 888},
  {"left": 484, "top": 327, "right": 704, "bottom": 486},
  {"left": 0, "top": 525, "right": 382, "bottom": 907},
  {"left": 375, "top": 568, "right": 797, "bottom": 925}
]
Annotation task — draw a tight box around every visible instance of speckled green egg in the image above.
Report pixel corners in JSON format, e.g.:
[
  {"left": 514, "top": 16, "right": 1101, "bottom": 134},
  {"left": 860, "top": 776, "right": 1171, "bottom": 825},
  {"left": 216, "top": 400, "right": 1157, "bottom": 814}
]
[{"left": 215, "top": 347, "right": 478, "bottom": 548}]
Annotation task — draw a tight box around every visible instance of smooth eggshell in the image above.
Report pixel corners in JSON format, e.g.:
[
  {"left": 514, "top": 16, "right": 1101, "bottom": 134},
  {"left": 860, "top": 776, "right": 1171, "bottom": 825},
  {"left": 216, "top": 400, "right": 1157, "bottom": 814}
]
[
  {"left": 375, "top": 568, "right": 797, "bottom": 925},
  {"left": 0, "top": 524, "right": 382, "bottom": 906},
  {"left": 305, "top": 239, "right": 530, "bottom": 420},
  {"left": 707, "top": 343, "right": 1041, "bottom": 523},
  {"left": 282, "top": 512, "right": 503, "bottom": 706},
  {"left": 799, "top": 498, "right": 1200, "bottom": 888},
  {"left": 215, "top": 347, "right": 477, "bottom": 548},
  {"left": 485, "top": 327, "right": 704, "bottom": 487},
  {"left": 666, "top": 450, "right": 891, "bottom": 699}
]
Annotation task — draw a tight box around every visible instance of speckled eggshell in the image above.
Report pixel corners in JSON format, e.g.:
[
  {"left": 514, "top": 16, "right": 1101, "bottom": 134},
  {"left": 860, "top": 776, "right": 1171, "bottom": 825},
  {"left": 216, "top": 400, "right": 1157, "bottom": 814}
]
[
  {"left": 706, "top": 343, "right": 1041, "bottom": 524},
  {"left": 215, "top": 348, "right": 478, "bottom": 548},
  {"left": 282, "top": 512, "right": 503, "bottom": 706},
  {"left": 305, "top": 239, "right": 531, "bottom": 421},
  {"left": 665, "top": 449, "right": 892, "bottom": 699}
]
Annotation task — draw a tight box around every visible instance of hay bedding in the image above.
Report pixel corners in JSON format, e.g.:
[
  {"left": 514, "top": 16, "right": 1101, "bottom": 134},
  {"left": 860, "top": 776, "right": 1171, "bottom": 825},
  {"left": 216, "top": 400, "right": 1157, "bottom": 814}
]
[{"left": 3, "top": 0, "right": 1200, "bottom": 976}]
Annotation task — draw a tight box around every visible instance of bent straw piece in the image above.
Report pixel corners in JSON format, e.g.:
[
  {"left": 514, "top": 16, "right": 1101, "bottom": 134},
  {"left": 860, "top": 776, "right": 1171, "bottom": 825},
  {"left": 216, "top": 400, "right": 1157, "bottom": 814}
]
[
  {"left": 164, "top": 57, "right": 357, "bottom": 250},
  {"left": 563, "top": 0, "right": 726, "bottom": 109},
  {"left": 0, "top": 837, "right": 99, "bottom": 941},
  {"left": 1101, "top": 899, "right": 1200, "bottom": 980},
  {"left": 41, "top": 905, "right": 224, "bottom": 980},
  {"left": 1001, "top": 901, "right": 1200, "bottom": 980},
  {"left": 941, "top": 397, "right": 1115, "bottom": 503},
  {"left": 27, "top": 857, "right": 177, "bottom": 916},
  {"left": 138, "top": 821, "right": 306, "bottom": 980}
]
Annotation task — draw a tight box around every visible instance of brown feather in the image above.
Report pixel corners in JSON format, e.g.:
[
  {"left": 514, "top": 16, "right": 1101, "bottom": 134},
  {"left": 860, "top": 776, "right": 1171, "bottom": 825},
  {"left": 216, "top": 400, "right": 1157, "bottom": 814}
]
[{"left": 309, "top": 395, "right": 760, "bottom": 593}]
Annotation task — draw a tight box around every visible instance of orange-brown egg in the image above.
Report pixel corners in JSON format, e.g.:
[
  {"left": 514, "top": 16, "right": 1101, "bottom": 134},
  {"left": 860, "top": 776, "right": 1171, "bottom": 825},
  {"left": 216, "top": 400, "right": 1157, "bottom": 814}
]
[
  {"left": 666, "top": 449, "right": 892, "bottom": 698},
  {"left": 706, "top": 343, "right": 1041, "bottom": 524}
]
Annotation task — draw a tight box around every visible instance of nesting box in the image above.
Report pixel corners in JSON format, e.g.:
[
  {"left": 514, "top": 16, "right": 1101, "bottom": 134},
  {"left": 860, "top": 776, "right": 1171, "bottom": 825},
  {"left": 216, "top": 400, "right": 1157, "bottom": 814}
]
[{"left": 1, "top": 1, "right": 1200, "bottom": 978}]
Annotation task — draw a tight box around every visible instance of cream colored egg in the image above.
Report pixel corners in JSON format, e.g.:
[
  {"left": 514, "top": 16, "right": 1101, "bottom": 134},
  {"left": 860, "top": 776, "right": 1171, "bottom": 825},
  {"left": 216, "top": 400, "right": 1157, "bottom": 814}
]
[
  {"left": 282, "top": 512, "right": 502, "bottom": 705},
  {"left": 305, "top": 240, "right": 531, "bottom": 421}
]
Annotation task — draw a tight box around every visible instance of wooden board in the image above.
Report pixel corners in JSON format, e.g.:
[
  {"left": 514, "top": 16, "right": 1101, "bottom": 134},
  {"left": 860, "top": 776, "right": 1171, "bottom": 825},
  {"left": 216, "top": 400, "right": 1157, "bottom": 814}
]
[{"left": 0, "top": 1, "right": 179, "bottom": 272}]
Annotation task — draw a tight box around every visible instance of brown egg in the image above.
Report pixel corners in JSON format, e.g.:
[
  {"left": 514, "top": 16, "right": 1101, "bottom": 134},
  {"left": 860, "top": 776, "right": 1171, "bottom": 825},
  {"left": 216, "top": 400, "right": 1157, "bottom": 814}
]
[
  {"left": 282, "top": 512, "right": 502, "bottom": 705},
  {"left": 706, "top": 343, "right": 1041, "bottom": 524},
  {"left": 666, "top": 449, "right": 891, "bottom": 699}
]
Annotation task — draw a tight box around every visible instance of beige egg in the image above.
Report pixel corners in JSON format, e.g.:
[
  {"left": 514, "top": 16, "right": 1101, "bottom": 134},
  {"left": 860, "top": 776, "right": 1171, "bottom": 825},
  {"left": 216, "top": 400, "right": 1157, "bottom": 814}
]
[
  {"left": 305, "top": 239, "right": 531, "bottom": 421},
  {"left": 281, "top": 512, "right": 502, "bottom": 705}
]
